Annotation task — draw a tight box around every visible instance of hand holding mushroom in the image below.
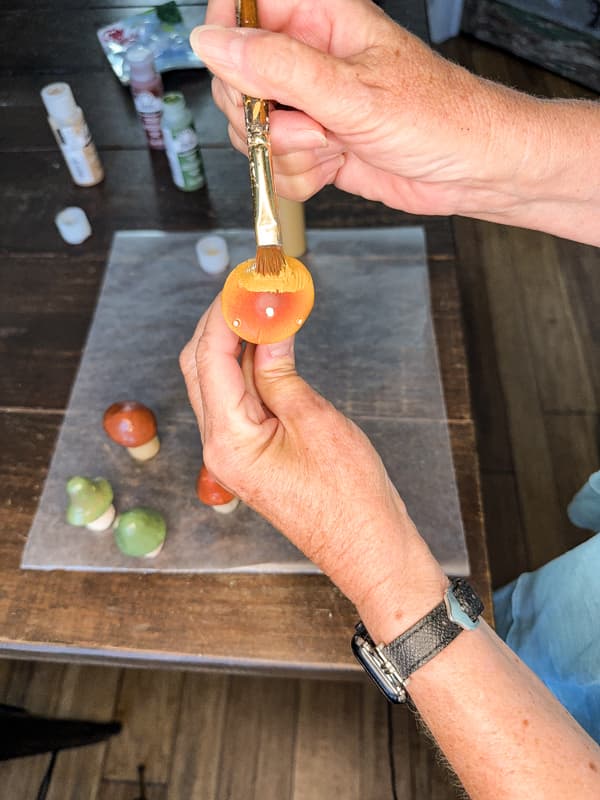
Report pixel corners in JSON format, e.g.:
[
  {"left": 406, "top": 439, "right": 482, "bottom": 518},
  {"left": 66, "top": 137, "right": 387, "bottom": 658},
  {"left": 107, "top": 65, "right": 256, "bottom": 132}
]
[
  {"left": 196, "top": 465, "right": 239, "bottom": 514},
  {"left": 180, "top": 298, "right": 446, "bottom": 633}
]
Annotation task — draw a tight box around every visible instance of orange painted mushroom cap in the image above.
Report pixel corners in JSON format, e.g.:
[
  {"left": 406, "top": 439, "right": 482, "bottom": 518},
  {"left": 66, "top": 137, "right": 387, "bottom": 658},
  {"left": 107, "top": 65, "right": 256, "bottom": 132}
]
[
  {"left": 196, "top": 465, "right": 235, "bottom": 506},
  {"left": 103, "top": 401, "right": 157, "bottom": 447}
]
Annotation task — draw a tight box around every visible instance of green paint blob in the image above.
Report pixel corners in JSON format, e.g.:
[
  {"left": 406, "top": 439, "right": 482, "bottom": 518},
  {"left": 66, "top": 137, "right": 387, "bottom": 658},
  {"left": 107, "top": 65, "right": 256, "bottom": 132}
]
[
  {"left": 66, "top": 476, "right": 113, "bottom": 526},
  {"left": 114, "top": 507, "right": 166, "bottom": 557}
]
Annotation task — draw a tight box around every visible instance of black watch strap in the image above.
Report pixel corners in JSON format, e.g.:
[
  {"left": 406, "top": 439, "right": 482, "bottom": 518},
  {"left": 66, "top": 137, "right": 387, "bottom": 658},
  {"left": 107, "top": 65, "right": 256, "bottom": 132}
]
[
  {"left": 382, "top": 601, "right": 462, "bottom": 679},
  {"left": 352, "top": 579, "right": 484, "bottom": 703},
  {"left": 382, "top": 578, "right": 484, "bottom": 680}
]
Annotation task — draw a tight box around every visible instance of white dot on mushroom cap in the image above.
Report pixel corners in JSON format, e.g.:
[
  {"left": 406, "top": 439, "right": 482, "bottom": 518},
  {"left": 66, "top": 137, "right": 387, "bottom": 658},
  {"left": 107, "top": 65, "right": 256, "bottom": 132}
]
[
  {"left": 296, "top": 318, "right": 303, "bottom": 325},
  {"left": 233, "top": 319, "right": 240, "bottom": 328},
  {"left": 265, "top": 307, "right": 275, "bottom": 318}
]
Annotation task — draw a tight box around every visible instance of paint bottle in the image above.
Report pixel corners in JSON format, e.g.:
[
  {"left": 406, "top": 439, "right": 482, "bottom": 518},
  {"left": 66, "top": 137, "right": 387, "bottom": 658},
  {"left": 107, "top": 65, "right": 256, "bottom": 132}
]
[
  {"left": 40, "top": 83, "right": 104, "bottom": 187},
  {"left": 278, "top": 197, "right": 307, "bottom": 257},
  {"left": 161, "top": 92, "right": 205, "bottom": 191},
  {"left": 126, "top": 45, "right": 165, "bottom": 150}
]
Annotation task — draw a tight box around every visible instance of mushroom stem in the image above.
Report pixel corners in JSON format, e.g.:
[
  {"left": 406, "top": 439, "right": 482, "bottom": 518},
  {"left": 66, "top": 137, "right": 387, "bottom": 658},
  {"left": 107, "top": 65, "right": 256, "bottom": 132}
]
[
  {"left": 127, "top": 436, "right": 160, "bottom": 461},
  {"left": 144, "top": 541, "right": 165, "bottom": 558},
  {"left": 212, "top": 497, "right": 240, "bottom": 515},
  {"left": 85, "top": 504, "right": 116, "bottom": 532}
]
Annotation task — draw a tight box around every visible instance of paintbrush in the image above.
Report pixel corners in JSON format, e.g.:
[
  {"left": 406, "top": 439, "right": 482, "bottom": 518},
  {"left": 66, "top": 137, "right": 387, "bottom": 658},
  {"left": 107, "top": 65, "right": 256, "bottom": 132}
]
[{"left": 237, "top": 0, "right": 287, "bottom": 277}]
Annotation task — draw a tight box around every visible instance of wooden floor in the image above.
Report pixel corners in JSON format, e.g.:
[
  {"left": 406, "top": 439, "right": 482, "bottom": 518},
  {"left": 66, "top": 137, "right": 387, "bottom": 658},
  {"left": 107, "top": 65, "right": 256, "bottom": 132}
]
[{"left": 1, "top": 35, "right": 598, "bottom": 800}]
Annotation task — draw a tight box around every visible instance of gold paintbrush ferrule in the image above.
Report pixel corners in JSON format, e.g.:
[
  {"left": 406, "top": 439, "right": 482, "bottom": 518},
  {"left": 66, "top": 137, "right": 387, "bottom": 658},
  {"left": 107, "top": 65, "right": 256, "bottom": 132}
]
[{"left": 244, "top": 95, "right": 282, "bottom": 248}]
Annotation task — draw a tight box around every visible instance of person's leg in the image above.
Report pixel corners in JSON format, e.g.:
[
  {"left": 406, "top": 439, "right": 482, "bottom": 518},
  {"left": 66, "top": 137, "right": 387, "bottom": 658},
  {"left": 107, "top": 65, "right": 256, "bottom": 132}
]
[{"left": 493, "top": 533, "right": 600, "bottom": 744}]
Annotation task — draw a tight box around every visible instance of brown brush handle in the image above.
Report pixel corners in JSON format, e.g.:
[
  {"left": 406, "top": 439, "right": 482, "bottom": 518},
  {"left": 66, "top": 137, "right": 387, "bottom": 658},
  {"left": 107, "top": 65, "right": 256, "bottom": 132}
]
[
  {"left": 236, "top": 0, "right": 282, "bottom": 248},
  {"left": 237, "top": 0, "right": 259, "bottom": 28}
]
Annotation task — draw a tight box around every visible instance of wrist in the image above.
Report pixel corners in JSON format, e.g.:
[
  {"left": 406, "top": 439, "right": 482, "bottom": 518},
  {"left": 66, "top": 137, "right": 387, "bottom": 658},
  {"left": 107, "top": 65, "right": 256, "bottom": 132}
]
[
  {"left": 351, "top": 510, "right": 449, "bottom": 645},
  {"left": 460, "top": 80, "right": 600, "bottom": 244}
]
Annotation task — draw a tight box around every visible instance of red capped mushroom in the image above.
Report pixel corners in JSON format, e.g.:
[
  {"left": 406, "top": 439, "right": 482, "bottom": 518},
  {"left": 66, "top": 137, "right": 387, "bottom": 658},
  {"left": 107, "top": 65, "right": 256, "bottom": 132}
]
[
  {"left": 196, "top": 465, "right": 239, "bottom": 514},
  {"left": 103, "top": 401, "right": 160, "bottom": 461}
]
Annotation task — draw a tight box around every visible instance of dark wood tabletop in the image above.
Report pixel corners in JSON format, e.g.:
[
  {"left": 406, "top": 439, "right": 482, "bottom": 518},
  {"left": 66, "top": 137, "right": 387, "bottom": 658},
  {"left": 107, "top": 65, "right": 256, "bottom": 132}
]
[{"left": 0, "top": 1, "right": 491, "bottom": 678}]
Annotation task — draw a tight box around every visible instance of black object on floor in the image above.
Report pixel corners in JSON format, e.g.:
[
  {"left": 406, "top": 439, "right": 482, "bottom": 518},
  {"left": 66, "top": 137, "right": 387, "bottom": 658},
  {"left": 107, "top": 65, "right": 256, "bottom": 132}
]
[{"left": 0, "top": 703, "right": 121, "bottom": 760}]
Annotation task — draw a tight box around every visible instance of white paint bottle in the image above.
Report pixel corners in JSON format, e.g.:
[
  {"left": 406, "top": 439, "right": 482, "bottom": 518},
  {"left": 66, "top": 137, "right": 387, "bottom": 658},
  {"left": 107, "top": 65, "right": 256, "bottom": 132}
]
[{"left": 41, "top": 82, "right": 104, "bottom": 187}]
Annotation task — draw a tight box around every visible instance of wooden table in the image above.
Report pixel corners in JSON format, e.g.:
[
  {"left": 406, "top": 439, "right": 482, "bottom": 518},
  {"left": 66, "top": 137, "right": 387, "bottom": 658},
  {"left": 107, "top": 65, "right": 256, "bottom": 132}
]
[{"left": 0, "top": 1, "right": 491, "bottom": 678}]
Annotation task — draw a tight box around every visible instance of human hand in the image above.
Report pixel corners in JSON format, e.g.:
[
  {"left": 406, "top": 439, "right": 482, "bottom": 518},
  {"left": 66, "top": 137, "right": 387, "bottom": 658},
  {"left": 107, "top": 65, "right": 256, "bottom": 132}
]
[
  {"left": 190, "top": 0, "right": 548, "bottom": 222},
  {"left": 180, "top": 297, "right": 447, "bottom": 640}
]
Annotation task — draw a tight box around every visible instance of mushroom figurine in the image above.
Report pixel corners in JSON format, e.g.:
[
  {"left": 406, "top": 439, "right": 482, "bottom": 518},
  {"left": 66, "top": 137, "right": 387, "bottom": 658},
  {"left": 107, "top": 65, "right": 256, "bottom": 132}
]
[
  {"left": 103, "top": 401, "right": 160, "bottom": 461},
  {"left": 114, "top": 507, "right": 166, "bottom": 558},
  {"left": 66, "top": 476, "right": 116, "bottom": 532},
  {"left": 196, "top": 465, "right": 239, "bottom": 514}
]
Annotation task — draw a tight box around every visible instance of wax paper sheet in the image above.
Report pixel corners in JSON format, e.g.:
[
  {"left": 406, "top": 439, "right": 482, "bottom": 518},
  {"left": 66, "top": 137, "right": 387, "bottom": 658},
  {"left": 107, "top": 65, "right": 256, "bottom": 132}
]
[{"left": 22, "top": 228, "right": 469, "bottom": 575}]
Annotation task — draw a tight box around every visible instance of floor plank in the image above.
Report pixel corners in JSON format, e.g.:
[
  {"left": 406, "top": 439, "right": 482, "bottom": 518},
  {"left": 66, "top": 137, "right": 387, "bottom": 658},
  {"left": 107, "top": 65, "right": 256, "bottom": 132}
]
[
  {"left": 0, "top": 661, "right": 118, "bottom": 798},
  {"left": 216, "top": 676, "right": 298, "bottom": 800},
  {"left": 361, "top": 683, "right": 404, "bottom": 799},
  {"left": 544, "top": 412, "right": 600, "bottom": 551},
  {"left": 46, "top": 665, "right": 122, "bottom": 800},
  {"left": 452, "top": 218, "right": 513, "bottom": 473},
  {"left": 480, "top": 472, "right": 528, "bottom": 587},
  {"left": 509, "top": 231, "right": 595, "bottom": 413},
  {"left": 104, "top": 669, "right": 183, "bottom": 784},
  {"left": 292, "top": 681, "right": 364, "bottom": 800},
  {"left": 97, "top": 778, "right": 167, "bottom": 799},
  {"left": 167, "top": 672, "right": 229, "bottom": 800},
  {"left": 478, "top": 222, "right": 566, "bottom": 568}
]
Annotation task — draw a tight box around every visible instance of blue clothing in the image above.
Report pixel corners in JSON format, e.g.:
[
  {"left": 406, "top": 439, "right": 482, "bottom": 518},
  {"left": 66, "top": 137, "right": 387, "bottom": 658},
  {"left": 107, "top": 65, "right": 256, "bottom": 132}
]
[{"left": 493, "top": 533, "right": 600, "bottom": 744}]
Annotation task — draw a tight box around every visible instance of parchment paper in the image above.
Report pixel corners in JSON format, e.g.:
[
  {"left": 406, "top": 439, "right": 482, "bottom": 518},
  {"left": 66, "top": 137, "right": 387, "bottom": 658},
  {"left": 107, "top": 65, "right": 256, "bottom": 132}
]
[{"left": 22, "top": 228, "right": 469, "bottom": 575}]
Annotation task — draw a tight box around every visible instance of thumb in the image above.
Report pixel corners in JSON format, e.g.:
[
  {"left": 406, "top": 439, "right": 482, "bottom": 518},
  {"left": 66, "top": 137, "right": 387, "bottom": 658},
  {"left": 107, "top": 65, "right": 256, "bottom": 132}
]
[
  {"left": 253, "top": 336, "right": 316, "bottom": 421},
  {"left": 190, "top": 25, "right": 367, "bottom": 133}
]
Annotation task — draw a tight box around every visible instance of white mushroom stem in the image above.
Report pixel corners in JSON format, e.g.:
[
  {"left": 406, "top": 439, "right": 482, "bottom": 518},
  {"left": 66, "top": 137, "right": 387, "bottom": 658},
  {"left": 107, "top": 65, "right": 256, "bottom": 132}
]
[
  {"left": 144, "top": 541, "right": 165, "bottom": 558},
  {"left": 85, "top": 504, "right": 116, "bottom": 532},
  {"left": 212, "top": 497, "right": 240, "bottom": 514},
  {"left": 127, "top": 435, "right": 160, "bottom": 461}
]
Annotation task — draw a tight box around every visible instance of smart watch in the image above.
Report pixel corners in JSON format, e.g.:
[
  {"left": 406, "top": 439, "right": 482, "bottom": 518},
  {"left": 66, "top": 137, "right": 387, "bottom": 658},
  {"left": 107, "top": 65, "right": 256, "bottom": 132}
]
[{"left": 352, "top": 578, "right": 484, "bottom": 703}]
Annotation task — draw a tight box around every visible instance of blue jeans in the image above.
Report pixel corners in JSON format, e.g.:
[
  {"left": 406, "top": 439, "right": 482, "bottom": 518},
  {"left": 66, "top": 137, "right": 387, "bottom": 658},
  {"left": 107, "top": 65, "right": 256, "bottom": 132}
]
[{"left": 493, "top": 533, "right": 600, "bottom": 744}]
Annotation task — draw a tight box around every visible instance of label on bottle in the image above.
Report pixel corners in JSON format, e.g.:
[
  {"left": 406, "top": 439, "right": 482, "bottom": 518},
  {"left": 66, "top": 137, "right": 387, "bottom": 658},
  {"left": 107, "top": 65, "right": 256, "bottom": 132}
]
[
  {"left": 52, "top": 119, "right": 103, "bottom": 186},
  {"left": 163, "top": 125, "right": 205, "bottom": 191},
  {"left": 133, "top": 90, "right": 164, "bottom": 149}
]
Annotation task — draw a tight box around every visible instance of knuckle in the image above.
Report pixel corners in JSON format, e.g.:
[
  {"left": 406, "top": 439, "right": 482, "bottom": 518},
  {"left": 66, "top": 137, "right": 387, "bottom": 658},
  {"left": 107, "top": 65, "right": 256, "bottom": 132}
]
[{"left": 179, "top": 341, "right": 194, "bottom": 376}]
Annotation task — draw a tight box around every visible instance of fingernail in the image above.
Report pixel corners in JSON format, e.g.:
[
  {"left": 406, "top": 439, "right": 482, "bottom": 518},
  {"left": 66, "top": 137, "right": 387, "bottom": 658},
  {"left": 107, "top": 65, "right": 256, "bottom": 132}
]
[
  {"left": 191, "top": 25, "right": 256, "bottom": 70},
  {"left": 267, "top": 337, "right": 294, "bottom": 359}
]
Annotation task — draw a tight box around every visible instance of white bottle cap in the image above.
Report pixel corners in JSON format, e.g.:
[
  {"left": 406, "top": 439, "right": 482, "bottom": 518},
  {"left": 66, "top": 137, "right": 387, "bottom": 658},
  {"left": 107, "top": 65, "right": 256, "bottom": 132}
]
[
  {"left": 196, "top": 235, "right": 229, "bottom": 275},
  {"left": 55, "top": 207, "right": 92, "bottom": 245},
  {"left": 126, "top": 45, "right": 157, "bottom": 82},
  {"left": 41, "top": 82, "right": 78, "bottom": 124}
]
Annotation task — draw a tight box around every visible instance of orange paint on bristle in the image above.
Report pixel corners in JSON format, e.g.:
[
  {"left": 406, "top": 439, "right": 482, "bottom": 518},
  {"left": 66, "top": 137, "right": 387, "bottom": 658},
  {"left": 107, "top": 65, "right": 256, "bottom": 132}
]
[{"left": 255, "top": 244, "right": 287, "bottom": 277}]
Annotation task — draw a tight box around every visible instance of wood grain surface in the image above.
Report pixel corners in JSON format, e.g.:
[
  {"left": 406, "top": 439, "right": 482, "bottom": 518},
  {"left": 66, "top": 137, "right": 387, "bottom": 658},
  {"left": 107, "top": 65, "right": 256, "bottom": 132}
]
[
  {"left": 5, "top": 1, "right": 596, "bottom": 795},
  {"left": 0, "top": 0, "right": 491, "bottom": 673}
]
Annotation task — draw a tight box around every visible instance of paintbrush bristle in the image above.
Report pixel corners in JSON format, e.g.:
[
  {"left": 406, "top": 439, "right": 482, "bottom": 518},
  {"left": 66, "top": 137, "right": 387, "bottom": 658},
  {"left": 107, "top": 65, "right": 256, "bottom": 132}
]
[{"left": 255, "top": 244, "right": 287, "bottom": 277}]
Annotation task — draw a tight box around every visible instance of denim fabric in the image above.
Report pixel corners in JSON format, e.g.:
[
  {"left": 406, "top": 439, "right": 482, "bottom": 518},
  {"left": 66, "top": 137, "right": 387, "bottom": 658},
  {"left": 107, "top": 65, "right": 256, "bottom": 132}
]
[{"left": 493, "top": 533, "right": 600, "bottom": 744}]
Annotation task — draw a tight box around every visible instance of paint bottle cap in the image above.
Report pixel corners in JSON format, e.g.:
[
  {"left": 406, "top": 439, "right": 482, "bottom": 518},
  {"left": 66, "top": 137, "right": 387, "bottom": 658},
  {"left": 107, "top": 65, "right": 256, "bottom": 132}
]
[
  {"left": 55, "top": 207, "right": 92, "bottom": 245},
  {"left": 162, "top": 92, "right": 186, "bottom": 126},
  {"left": 126, "top": 45, "right": 157, "bottom": 82},
  {"left": 196, "top": 235, "right": 230, "bottom": 275},
  {"left": 41, "top": 82, "right": 78, "bottom": 124}
]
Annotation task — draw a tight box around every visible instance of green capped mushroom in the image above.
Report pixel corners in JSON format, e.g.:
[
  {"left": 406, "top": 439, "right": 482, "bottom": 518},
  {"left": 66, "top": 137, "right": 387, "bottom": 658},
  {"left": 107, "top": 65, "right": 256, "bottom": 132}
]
[
  {"left": 114, "top": 507, "right": 166, "bottom": 558},
  {"left": 66, "top": 476, "right": 115, "bottom": 532}
]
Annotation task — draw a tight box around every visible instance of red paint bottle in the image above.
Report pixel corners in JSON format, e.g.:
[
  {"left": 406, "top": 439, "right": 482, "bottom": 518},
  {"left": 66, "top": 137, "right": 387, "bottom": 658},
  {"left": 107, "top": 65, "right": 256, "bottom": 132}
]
[{"left": 126, "top": 45, "right": 164, "bottom": 150}]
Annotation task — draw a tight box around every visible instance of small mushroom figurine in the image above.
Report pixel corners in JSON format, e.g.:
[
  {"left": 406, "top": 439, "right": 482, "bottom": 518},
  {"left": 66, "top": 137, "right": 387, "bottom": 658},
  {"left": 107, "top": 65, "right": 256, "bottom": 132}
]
[
  {"left": 66, "top": 476, "right": 116, "bottom": 532},
  {"left": 103, "top": 401, "right": 160, "bottom": 461},
  {"left": 114, "top": 507, "right": 166, "bottom": 558},
  {"left": 196, "top": 465, "right": 239, "bottom": 514}
]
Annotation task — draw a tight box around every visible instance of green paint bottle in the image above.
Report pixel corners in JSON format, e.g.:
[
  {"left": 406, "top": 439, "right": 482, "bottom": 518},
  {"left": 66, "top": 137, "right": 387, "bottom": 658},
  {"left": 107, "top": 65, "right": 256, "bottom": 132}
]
[{"left": 161, "top": 92, "right": 205, "bottom": 192}]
